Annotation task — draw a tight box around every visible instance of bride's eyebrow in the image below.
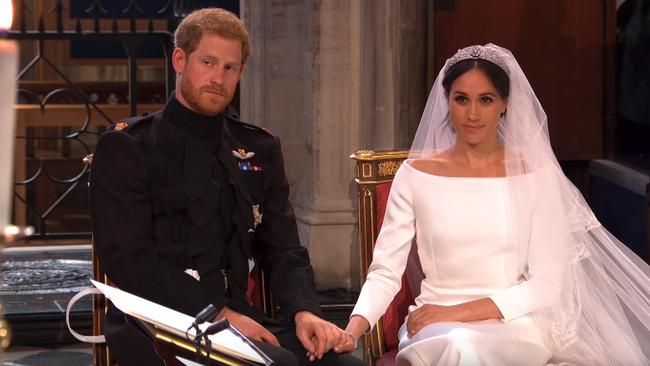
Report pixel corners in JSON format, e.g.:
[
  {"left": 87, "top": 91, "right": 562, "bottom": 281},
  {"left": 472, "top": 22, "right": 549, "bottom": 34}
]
[{"left": 451, "top": 90, "right": 497, "bottom": 97}]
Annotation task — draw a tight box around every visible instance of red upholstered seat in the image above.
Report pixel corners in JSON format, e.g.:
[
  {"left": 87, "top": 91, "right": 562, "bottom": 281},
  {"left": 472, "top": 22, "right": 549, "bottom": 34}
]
[
  {"left": 351, "top": 150, "right": 412, "bottom": 365},
  {"left": 375, "top": 182, "right": 416, "bottom": 355},
  {"left": 375, "top": 349, "right": 399, "bottom": 366}
]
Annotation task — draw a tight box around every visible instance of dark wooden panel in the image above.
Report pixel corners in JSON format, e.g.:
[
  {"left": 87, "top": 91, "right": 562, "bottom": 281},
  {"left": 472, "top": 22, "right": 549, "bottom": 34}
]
[{"left": 433, "top": 0, "right": 610, "bottom": 160}]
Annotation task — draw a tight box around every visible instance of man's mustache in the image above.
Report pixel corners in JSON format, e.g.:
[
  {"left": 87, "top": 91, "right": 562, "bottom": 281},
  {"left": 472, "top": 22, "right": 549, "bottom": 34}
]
[{"left": 201, "top": 86, "right": 226, "bottom": 95}]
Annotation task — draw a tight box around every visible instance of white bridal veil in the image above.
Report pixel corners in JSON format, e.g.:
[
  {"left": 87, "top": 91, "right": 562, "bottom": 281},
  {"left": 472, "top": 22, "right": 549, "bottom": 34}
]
[{"left": 409, "top": 44, "right": 650, "bottom": 365}]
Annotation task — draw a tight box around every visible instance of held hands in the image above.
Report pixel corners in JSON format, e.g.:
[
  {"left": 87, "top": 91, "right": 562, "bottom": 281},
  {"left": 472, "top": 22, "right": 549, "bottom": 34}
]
[
  {"left": 333, "top": 315, "right": 370, "bottom": 353},
  {"left": 332, "top": 332, "right": 357, "bottom": 353},
  {"left": 216, "top": 306, "right": 280, "bottom": 346},
  {"left": 331, "top": 306, "right": 460, "bottom": 351},
  {"left": 333, "top": 307, "right": 467, "bottom": 351},
  {"left": 294, "top": 311, "right": 348, "bottom": 361}
]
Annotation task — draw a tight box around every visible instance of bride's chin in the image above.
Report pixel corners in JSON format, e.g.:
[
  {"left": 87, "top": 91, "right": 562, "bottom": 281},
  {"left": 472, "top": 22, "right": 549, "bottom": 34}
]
[{"left": 460, "top": 136, "right": 484, "bottom": 145}]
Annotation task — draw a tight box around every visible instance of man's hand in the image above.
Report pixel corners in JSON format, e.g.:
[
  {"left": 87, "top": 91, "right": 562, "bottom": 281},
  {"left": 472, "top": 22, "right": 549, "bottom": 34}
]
[
  {"left": 216, "top": 306, "right": 280, "bottom": 346},
  {"left": 406, "top": 304, "right": 458, "bottom": 337},
  {"left": 294, "top": 311, "right": 347, "bottom": 361}
]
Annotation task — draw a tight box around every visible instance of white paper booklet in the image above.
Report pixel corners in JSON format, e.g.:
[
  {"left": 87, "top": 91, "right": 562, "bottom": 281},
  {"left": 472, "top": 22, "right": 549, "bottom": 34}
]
[{"left": 91, "top": 280, "right": 264, "bottom": 364}]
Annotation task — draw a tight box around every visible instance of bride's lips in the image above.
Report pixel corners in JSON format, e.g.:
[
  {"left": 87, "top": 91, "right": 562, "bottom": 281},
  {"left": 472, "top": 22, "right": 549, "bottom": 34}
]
[{"left": 462, "top": 124, "right": 484, "bottom": 133}]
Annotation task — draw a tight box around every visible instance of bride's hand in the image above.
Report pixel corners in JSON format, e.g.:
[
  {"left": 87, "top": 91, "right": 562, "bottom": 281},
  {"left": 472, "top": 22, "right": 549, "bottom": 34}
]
[
  {"left": 332, "top": 332, "right": 357, "bottom": 353},
  {"left": 333, "top": 315, "right": 369, "bottom": 353},
  {"left": 406, "top": 304, "right": 458, "bottom": 337}
]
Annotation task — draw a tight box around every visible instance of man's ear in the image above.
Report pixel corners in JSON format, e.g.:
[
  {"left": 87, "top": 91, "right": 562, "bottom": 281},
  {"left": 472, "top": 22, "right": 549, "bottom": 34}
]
[{"left": 172, "top": 48, "right": 186, "bottom": 74}]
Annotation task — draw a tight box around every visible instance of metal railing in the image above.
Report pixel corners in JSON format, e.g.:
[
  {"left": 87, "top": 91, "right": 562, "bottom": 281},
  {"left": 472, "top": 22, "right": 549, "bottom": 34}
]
[{"left": 7, "top": 0, "right": 234, "bottom": 239}]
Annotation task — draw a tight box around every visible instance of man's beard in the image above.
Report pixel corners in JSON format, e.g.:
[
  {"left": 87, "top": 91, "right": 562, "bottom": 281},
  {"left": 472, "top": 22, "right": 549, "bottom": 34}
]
[{"left": 179, "top": 76, "right": 228, "bottom": 116}]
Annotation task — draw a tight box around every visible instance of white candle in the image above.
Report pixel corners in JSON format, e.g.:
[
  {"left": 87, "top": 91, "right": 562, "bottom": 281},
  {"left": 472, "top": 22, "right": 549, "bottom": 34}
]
[{"left": 0, "top": 0, "right": 18, "bottom": 232}]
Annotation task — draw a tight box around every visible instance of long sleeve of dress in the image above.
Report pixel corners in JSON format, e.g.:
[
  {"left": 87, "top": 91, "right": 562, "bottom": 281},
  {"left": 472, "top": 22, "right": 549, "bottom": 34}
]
[
  {"left": 351, "top": 166, "right": 416, "bottom": 328},
  {"left": 489, "top": 170, "right": 569, "bottom": 322}
]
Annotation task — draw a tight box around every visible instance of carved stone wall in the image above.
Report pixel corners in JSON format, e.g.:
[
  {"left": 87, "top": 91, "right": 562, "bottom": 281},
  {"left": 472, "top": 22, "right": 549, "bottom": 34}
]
[{"left": 239, "top": 0, "right": 430, "bottom": 290}]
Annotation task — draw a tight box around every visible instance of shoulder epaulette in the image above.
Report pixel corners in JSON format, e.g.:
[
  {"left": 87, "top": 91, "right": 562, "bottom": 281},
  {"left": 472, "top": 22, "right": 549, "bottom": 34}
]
[
  {"left": 111, "top": 112, "right": 156, "bottom": 132},
  {"left": 225, "top": 114, "right": 273, "bottom": 137}
]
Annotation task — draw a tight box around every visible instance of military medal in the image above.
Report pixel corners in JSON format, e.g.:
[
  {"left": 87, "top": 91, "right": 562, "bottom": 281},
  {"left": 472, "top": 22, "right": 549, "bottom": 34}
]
[
  {"left": 238, "top": 161, "right": 263, "bottom": 171},
  {"left": 252, "top": 204, "right": 262, "bottom": 230},
  {"left": 234, "top": 148, "right": 263, "bottom": 171},
  {"left": 233, "top": 148, "right": 255, "bottom": 160}
]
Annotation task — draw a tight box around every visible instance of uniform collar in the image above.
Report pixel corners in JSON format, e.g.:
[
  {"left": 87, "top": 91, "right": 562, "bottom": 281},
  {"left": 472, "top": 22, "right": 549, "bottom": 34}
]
[{"left": 163, "top": 95, "right": 224, "bottom": 138}]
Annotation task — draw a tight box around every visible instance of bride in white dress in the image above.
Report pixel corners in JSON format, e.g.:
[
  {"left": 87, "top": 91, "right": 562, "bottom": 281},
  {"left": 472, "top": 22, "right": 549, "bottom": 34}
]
[{"left": 334, "top": 45, "right": 650, "bottom": 365}]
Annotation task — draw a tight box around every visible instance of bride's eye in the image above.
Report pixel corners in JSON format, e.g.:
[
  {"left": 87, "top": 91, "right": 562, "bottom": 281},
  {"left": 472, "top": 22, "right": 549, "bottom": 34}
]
[
  {"left": 481, "top": 96, "right": 493, "bottom": 103},
  {"left": 455, "top": 96, "right": 468, "bottom": 104}
]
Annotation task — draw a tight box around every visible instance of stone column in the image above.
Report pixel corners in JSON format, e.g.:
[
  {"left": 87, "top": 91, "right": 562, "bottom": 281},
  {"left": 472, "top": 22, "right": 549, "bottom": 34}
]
[{"left": 239, "top": 0, "right": 429, "bottom": 290}]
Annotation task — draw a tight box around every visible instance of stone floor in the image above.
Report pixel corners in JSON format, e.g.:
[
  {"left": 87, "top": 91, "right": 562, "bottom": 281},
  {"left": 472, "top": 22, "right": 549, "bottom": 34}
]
[
  {"left": 0, "top": 244, "right": 362, "bottom": 365},
  {"left": 3, "top": 344, "right": 92, "bottom": 366},
  {"left": 1, "top": 245, "right": 92, "bottom": 346},
  {"left": 1, "top": 245, "right": 93, "bottom": 365}
]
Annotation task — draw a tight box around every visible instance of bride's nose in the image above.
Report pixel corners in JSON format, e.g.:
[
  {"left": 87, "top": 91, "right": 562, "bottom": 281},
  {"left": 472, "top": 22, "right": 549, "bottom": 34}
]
[{"left": 467, "top": 103, "right": 479, "bottom": 122}]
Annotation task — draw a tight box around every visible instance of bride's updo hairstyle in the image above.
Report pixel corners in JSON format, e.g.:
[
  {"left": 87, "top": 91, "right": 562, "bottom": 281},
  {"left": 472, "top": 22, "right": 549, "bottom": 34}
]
[{"left": 442, "top": 45, "right": 510, "bottom": 99}]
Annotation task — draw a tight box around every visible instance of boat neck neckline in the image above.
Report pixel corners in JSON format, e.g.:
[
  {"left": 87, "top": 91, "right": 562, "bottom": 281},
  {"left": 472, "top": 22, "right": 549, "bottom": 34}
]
[{"left": 403, "top": 160, "right": 507, "bottom": 179}]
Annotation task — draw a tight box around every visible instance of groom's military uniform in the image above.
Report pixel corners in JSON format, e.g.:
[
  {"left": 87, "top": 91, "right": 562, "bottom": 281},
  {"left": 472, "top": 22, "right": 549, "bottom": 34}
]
[{"left": 90, "top": 97, "right": 322, "bottom": 364}]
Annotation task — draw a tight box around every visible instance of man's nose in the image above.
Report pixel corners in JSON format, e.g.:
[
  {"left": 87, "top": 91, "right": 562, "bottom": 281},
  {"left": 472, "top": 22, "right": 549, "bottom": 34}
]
[{"left": 210, "top": 67, "right": 225, "bottom": 85}]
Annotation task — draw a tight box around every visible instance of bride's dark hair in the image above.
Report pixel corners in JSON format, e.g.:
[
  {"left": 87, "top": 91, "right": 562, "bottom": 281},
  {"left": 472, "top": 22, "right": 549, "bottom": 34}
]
[{"left": 442, "top": 59, "right": 510, "bottom": 99}]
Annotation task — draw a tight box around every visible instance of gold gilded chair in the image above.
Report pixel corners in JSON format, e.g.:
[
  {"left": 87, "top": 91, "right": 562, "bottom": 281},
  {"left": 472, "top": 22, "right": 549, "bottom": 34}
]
[{"left": 351, "top": 149, "right": 417, "bottom": 366}]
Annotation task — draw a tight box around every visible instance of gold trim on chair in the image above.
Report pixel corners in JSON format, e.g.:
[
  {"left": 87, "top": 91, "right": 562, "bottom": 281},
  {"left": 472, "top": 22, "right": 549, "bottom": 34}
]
[
  {"left": 351, "top": 149, "right": 408, "bottom": 365},
  {"left": 351, "top": 150, "right": 410, "bottom": 162},
  {"left": 351, "top": 150, "right": 408, "bottom": 187},
  {"left": 377, "top": 161, "right": 403, "bottom": 177}
]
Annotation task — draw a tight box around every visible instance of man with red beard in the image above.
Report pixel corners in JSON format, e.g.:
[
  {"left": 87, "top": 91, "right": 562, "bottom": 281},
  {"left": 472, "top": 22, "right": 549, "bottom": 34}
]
[{"left": 90, "top": 8, "right": 364, "bottom": 366}]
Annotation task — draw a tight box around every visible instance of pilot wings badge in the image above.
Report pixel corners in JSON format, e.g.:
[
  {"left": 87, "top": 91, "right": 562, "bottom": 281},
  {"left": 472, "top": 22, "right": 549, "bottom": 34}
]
[{"left": 233, "top": 148, "right": 255, "bottom": 160}]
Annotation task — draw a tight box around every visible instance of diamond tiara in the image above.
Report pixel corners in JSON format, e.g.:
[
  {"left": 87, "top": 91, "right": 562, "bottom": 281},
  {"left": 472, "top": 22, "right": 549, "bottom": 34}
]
[{"left": 446, "top": 45, "right": 509, "bottom": 74}]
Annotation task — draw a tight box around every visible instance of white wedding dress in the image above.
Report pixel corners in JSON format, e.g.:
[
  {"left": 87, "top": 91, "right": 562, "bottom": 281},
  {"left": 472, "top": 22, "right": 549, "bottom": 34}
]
[{"left": 351, "top": 162, "right": 555, "bottom": 366}]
